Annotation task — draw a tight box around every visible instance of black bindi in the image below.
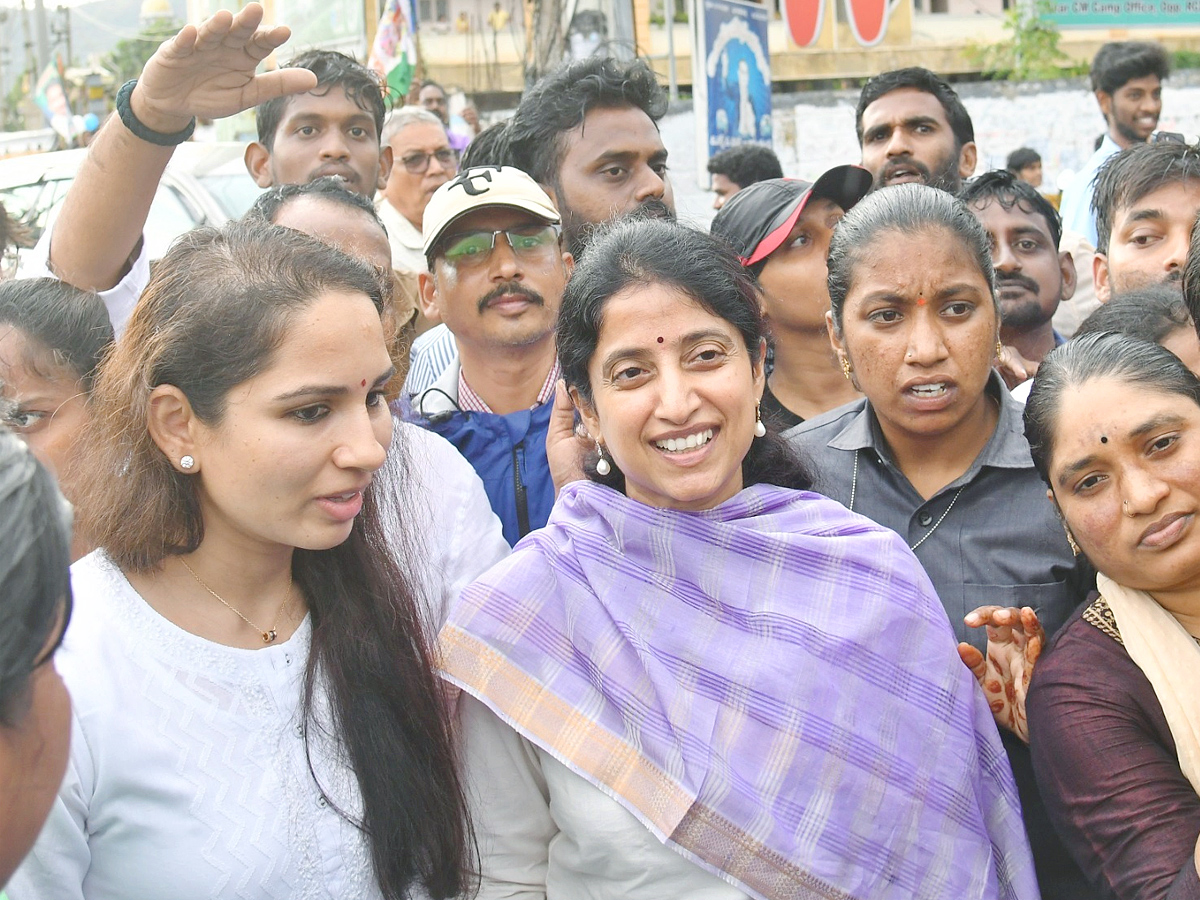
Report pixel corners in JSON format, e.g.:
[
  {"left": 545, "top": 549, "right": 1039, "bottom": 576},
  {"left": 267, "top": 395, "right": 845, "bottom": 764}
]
[
  {"left": 657, "top": 336, "right": 664, "bottom": 343},
  {"left": 1100, "top": 436, "right": 1108, "bottom": 443}
]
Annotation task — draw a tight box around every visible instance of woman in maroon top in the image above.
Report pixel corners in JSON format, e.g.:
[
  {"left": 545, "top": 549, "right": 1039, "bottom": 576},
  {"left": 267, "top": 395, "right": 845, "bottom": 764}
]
[{"left": 1022, "top": 331, "right": 1200, "bottom": 900}]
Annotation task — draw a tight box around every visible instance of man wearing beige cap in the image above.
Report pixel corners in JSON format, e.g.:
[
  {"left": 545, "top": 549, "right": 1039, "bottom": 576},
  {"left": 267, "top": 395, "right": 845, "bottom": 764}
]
[{"left": 401, "top": 166, "right": 574, "bottom": 545}]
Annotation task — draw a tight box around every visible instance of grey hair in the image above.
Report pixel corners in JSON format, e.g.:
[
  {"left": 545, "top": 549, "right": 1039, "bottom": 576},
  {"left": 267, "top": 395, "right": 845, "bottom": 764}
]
[
  {"left": 826, "top": 183, "right": 997, "bottom": 335},
  {"left": 381, "top": 105, "right": 447, "bottom": 145}
]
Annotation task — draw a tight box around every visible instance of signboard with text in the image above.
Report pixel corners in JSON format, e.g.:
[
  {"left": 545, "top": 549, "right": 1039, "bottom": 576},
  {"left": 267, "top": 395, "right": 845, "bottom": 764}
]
[{"left": 1048, "top": 0, "right": 1200, "bottom": 27}]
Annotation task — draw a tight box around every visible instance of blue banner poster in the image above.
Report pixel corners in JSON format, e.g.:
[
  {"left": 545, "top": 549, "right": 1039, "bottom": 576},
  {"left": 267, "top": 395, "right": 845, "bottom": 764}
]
[{"left": 692, "top": 0, "right": 772, "bottom": 183}]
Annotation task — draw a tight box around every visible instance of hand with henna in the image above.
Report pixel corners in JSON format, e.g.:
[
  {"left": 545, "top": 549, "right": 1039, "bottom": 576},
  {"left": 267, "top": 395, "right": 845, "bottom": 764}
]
[{"left": 958, "top": 605, "right": 1045, "bottom": 744}]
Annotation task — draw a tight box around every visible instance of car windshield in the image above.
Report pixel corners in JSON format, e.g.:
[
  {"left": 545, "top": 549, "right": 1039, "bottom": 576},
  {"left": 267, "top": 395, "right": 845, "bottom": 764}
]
[
  {"left": 1, "top": 150, "right": 263, "bottom": 261},
  {"left": 142, "top": 184, "right": 205, "bottom": 260},
  {"left": 199, "top": 173, "right": 263, "bottom": 219}
]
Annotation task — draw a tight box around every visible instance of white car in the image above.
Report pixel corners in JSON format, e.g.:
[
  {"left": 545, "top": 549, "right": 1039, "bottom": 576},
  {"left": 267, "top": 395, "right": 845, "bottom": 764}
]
[{"left": 1, "top": 141, "right": 263, "bottom": 263}]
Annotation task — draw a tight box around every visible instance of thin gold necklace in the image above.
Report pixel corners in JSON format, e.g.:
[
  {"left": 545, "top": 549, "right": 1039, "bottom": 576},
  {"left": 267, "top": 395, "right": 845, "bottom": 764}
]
[
  {"left": 849, "top": 449, "right": 965, "bottom": 551},
  {"left": 179, "top": 558, "right": 294, "bottom": 644}
]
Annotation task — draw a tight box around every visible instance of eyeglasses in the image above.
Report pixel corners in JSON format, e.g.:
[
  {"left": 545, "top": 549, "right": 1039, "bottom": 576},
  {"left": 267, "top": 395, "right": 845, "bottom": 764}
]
[
  {"left": 440, "top": 224, "right": 561, "bottom": 267},
  {"left": 399, "top": 148, "right": 458, "bottom": 174}
]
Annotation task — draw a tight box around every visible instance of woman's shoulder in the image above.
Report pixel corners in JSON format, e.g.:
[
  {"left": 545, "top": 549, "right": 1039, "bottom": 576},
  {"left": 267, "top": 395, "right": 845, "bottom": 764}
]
[
  {"left": 67, "top": 550, "right": 136, "bottom": 632},
  {"left": 1030, "top": 595, "right": 1150, "bottom": 706},
  {"left": 782, "top": 397, "right": 867, "bottom": 447}
]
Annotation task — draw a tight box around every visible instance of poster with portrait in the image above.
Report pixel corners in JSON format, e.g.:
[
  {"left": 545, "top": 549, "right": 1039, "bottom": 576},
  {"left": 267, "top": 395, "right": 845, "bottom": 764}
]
[{"left": 691, "top": 0, "right": 772, "bottom": 187}]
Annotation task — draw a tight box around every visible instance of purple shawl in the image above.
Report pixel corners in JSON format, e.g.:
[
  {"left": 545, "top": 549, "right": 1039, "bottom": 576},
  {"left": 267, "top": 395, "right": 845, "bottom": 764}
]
[{"left": 440, "top": 482, "right": 1038, "bottom": 900}]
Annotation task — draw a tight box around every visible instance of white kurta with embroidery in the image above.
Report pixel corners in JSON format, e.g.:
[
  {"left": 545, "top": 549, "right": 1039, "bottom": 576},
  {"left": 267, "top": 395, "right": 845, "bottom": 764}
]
[{"left": 8, "top": 552, "right": 389, "bottom": 900}]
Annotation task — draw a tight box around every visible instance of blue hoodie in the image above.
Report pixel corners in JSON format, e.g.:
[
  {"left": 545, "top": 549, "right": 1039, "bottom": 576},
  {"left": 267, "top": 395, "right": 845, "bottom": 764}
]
[{"left": 400, "top": 360, "right": 555, "bottom": 547}]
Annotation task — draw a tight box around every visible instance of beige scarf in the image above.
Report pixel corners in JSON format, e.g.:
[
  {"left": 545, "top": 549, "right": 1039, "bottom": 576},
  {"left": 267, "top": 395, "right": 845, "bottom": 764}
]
[{"left": 1098, "top": 573, "right": 1200, "bottom": 796}]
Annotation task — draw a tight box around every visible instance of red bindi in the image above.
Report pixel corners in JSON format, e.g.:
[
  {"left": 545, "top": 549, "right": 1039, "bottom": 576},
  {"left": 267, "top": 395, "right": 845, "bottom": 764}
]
[
  {"left": 361, "top": 379, "right": 367, "bottom": 387},
  {"left": 657, "top": 336, "right": 664, "bottom": 343},
  {"left": 917, "top": 296, "right": 927, "bottom": 306}
]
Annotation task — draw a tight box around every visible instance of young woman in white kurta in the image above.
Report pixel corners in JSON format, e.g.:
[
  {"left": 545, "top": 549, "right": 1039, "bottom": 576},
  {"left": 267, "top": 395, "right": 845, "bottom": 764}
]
[{"left": 9, "top": 221, "right": 471, "bottom": 900}]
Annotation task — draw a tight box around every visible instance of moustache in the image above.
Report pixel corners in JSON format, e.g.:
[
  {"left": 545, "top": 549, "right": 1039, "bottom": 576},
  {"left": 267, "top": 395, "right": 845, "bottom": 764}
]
[
  {"left": 995, "top": 272, "right": 1042, "bottom": 295},
  {"left": 629, "top": 198, "right": 675, "bottom": 222},
  {"left": 877, "top": 155, "right": 933, "bottom": 186},
  {"left": 477, "top": 282, "right": 545, "bottom": 314}
]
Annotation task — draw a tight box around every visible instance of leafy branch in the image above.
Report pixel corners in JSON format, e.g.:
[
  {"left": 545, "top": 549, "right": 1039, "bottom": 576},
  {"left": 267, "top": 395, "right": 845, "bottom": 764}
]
[{"left": 965, "top": 0, "right": 1083, "bottom": 82}]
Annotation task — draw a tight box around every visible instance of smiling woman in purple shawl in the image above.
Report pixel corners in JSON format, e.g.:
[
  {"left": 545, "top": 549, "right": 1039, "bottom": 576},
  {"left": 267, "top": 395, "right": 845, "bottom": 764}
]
[{"left": 438, "top": 218, "right": 1038, "bottom": 900}]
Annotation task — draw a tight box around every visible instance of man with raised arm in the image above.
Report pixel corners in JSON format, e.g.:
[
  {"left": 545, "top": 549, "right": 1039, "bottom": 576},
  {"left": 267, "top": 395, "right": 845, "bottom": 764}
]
[{"left": 22, "top": 4, "right": 391, "bottom": 333}]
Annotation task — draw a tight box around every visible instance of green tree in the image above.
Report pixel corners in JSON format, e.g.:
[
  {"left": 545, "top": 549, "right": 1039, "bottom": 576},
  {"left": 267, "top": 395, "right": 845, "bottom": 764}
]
[
  {"left": 966, "top": 0, "right": 1083, "bottom": 82},
  {"left": 103, "top": 19, "right": 184, "bottom": 85}
]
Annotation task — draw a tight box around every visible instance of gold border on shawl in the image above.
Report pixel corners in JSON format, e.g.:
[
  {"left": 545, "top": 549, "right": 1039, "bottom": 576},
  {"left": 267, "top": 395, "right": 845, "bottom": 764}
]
[{"left": 441, "top": 625, "right": 858, "bottom": 900}]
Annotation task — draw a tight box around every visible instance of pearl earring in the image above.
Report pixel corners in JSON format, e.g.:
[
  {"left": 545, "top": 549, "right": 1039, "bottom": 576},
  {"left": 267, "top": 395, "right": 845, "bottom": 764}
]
[
  {"left": 754, "top": 402, "right": 766, "bottom": 438},
  {"left": 595, "top": 441, "right": 611, "bottom": 476}
]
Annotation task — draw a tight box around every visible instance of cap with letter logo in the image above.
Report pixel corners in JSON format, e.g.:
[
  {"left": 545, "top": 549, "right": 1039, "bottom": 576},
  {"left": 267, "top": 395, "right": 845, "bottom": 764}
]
[{"left": 422, "top": 166, "right": 561, "bottom": 256}]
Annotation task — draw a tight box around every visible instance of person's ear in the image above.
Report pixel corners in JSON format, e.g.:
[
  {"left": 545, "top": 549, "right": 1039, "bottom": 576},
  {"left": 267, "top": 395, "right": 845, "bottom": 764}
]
[
  {"left": 244, "top": 142, "right": 274, "bottom": 189},
  {"left": 418, "top": 271, "right": 443, "bottom": 324},
  {"left": 561, "top": 250, "right": 575, "bottom": 276},
  {"left": 1093, "top": 252, "right": 1112, "bottom": 303},
  {"left": 1095, "top": 90, "right": 1113, "bottom": 123},
  {"left": 377, "top": 144, "right": 394, "bottom": 192},
  {"left": 827, "top": 311, "right": 858, "bottom": 390},
  {"left": 1059, "top": 249, "right": 1078, "bottom": 302},
  {"left": 569, "top": 385, "right": 601, "bottom": 445},
  {"left": 146, "top": 385, "right": 202, "bottom": 473},
  {"left": 958, "top": 141, "right": 978, "bottom": 180},
  {"left": 753, "top": 336, "right": 767, "bottom": 399}
]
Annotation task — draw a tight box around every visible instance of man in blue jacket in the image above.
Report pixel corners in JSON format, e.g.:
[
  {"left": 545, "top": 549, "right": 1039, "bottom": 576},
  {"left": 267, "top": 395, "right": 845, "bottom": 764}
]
[{"left": 402, "top": 166, "right": 573, "bottom": 545}]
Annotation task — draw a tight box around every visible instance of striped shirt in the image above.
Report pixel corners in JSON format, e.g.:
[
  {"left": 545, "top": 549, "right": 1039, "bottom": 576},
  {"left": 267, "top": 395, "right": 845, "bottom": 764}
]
[
  {"left": 403, "top": 324, "right": 458, "bottom": 397},
  {"left": 458, "top": 360, "right": 561, "bottom": 414}
]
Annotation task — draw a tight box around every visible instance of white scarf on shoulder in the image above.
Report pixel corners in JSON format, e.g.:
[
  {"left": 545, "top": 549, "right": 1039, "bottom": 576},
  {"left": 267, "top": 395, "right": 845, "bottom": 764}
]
[{"left": 1098, "top": 572, "right": 1200, "bottom": 796}]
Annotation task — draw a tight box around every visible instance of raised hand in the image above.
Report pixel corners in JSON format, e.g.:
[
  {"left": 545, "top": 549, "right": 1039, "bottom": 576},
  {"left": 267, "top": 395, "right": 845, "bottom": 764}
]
[
  {"left": 958, "top": 605, "right": 1045, "bottom": 743},
  {"left": 546, "top": 379, "right": 590, "bottom": 497},
  {"left": 131, "top": 3, "right": 318, "bottom": 133}
]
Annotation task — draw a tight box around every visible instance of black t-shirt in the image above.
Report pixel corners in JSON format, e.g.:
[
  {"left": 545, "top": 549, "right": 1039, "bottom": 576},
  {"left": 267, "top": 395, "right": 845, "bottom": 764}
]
[{"left": 760, "top": 382, "right": 803, "bottom": 432}]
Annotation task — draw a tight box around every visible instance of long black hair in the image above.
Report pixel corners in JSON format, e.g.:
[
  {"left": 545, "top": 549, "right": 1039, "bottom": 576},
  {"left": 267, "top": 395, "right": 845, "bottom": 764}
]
[
  {"left": 557, "top": 217, "right": 812, "bottom": 493},
  {"left": 76, "top": 220, "right": 471, "bottom": 899}
]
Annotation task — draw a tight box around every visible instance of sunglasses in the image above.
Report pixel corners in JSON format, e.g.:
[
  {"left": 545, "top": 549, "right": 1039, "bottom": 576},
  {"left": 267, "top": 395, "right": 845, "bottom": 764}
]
[
  {"left": 400, "top": 148, "right": 459, "bottom": 174},
  {"left": 440, "top": 224, "right": 561, "bottom": 267}
]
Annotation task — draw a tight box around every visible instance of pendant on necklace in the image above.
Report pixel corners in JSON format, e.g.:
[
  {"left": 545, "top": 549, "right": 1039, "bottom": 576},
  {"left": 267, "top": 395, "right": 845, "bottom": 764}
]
[{"left": 263, "top": 629, "right": 278, "bottom": 644}]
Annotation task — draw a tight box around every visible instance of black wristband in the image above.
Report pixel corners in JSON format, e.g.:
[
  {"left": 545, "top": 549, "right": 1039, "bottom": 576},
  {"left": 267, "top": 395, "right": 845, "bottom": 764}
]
[{"left": 115, "top": 79, "right": 196, "bottom": 146}]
